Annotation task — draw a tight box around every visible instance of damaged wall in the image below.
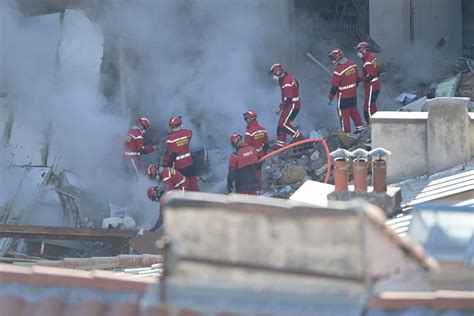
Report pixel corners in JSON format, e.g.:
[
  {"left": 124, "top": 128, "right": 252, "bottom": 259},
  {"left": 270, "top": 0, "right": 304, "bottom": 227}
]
[
  {"left": 463, "top": 0, "right": 474, "bottom": 55},
  {"left": 369, "top": 0, "right": 462, "bottom": 55}
]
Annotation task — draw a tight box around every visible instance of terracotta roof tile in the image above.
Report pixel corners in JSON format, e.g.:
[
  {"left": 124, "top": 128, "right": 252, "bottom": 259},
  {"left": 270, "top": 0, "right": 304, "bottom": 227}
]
[
  {"left": 63, "top": 300, "right": 105, "bottom": 316},
  {"left": 0, "top": 263, "right": 151, "bottom": 292},
  {"left": 32, "top": 254, "right": 163, "bottom": 270},
  {"left": 366, "top": 291, "right": 474, "bottom": 310},
  {"left": 33, "top": 297, "right": 66, "bottom": 316},
  {"left": 0, "top": 294, "right": 24, "bottom": 316},
  {"left": 103, "top": 301, "right": 139, "bottom": 316}
]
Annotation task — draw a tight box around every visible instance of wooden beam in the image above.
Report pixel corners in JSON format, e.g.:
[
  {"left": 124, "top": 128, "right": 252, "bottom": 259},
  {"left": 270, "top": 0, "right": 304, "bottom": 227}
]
[{"left": 0, "top": 224, "right": 138, "bottom": 242}]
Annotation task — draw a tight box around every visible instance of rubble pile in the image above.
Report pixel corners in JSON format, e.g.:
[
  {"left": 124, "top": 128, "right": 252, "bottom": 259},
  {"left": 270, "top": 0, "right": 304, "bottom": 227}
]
[
  {"left": 388, "top": 56, "right": 474, "bottom": 112},
  {"left": 260, "top": 129, "right": 370, "bottom": 199}
]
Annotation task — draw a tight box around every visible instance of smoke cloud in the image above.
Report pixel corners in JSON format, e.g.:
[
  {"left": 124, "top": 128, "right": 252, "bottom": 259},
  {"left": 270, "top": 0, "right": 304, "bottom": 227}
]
[{"left": 1, "top": 0, "right": 299, "bottom": 226}]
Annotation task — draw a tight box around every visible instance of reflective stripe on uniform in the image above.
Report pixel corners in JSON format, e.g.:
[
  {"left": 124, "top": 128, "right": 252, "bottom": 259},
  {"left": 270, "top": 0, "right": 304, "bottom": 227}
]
[
  {"left": 333, "top": 65, "right": 356, "bottom": 76},
  {"left": 125, "top": 152, "right": 140, "bottom": 156},
  {"left": 337, "top": 92, "right": 344, "bottom": 132},
  {"left": 339, "top": 83, "right": 356, "bottom": 90},
  {"left": 166, "top": 136, "right": 188, "bottom": 144},
  {"left": 176, "top": 153, "right": 191, "bottom": 160},
  {"left": 292, "top": 97, "right": 299, "bottom": 101},
  {"left": 368, "top": 85, "right": 373, "bottom": 116},
  {"left": 174, "top": 177, "right": 186, "bottom": 188},
  {"left": 283, "top": 104, "right": 298, "bottom": 136},
  {"left": 245, "top": 129, "right": 267, "bottom": 137},
  {"left": 162, "top": 169, "right": 171, "bottom": 181},
  {"left": 370, "top": 77, "right": 379, "bottom": 83},
  {"left": 127, "top": 134, "right": 143, "bottom": 140},
  {"left": 282, "top": 83, "right": 293, "bottom": 88}
]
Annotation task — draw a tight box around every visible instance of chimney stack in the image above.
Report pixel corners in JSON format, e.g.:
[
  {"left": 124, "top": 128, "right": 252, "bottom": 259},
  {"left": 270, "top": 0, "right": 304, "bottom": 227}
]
[
  {"left": 369, "top": 148, "right": 392, "bottom": 192},
  {"left": 351, "top": 149, "right": 369, "bottom": 193},
  {"left": 330, "top": 149, "right": 352, "bottom": 192}
]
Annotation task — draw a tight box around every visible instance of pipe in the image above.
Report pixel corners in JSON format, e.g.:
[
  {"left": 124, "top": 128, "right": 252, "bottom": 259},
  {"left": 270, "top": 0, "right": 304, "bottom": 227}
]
[
  {"left": 334, "top": 159, "right": 349, "bottom": 192},
  {"left": 305, "top": 52, "right": 333, "bottom": 75},
  {"left": 258, "top": 138, "right": 331, "bottom": 184},
  {"left": 372, "top": 159, "right": 387, "bottom": 192},
  {"left": 353, "top": 158, "right": 368, "bottom": 193}
]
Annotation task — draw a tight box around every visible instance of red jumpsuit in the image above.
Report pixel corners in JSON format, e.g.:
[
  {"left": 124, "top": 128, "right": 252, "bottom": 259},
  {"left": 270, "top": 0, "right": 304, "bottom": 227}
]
[
  {"left": 361, "top": 53, "right": 381, "bottom": 124},
  {"left": 329, "top": 60, "right": 364, "bottom": 133},
  {"left": 276, "top": 72, "right": 303, "bottom": 148},
  {"left": 244, "top": 120, "right": 269, "bottom": 192},
  {"left": 163, "top": 128, "right": 200, "bottom": 191},
  {"left": 159, "top": 167, "right": 189, "bottom": 192},
  {"left": 227, "top": 143, "right": 259, "bottom": 195},
  {"left": 123, "top": 126, "right": 155, "bottom": 179}
]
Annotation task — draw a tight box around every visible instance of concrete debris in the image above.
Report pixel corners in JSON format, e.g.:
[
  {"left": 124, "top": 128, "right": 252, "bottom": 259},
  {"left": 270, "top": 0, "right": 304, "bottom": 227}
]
[
  {"left": 435, "top": 73, "right": 461, "bottom": 97},
  {"left": 102, "top": 216, "right": 136, "bottom": 229},
  {"left": 457, "top": 72, "right": 474, "bottom": 101},
  {"left": 399, "top": 96, "right": 427, "bottom": 112},
  {"left": 336, "top": 131, "right": 360, "bottom": 148},
  {"left": 108, "top": 203, "right": 129, "bottom": 218},
  {"left": 395, "top": 93, "right": 418, "bottom": 105},
  {"left": 278, "top": 165, "right": 308, "bottom": 185}
]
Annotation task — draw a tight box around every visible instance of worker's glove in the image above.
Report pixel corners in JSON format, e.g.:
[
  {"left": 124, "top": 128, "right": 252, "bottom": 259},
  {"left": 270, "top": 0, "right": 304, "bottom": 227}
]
[
  {"left": 328, "top": 93, "right": 335, "bottom": 105},
  {"left": 152, "top": 145, "right": 159, "bottom": 151},
  {"left": 227, "top": 182, "right": 233, "bottom": 194},
  {"left": 275, "top": 108, "right": 282, "bottom": 115}
]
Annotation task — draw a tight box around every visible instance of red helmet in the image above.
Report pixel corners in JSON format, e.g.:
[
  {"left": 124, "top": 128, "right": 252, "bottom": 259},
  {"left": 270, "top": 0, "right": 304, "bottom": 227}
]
[
  {"left": 147, "top": 164, "right": 158, "bottom": 179},
  {"left": 328, "top": 48, "right": 344, "bottom": 62},
  {"left": 357, "top": 41, "right": 370, "bottom": 52},
  {"left": 229, "top": 132, "right": 242, "bottom": 147},
  {"left": 147, "top": 186, "right": 158, "bottom": 201},
  {"left": 243, "top": 110, "right": 257, "bottom": 121},
  {"left": 137, "top": 116, "right": 150, "bottom": 130},
  {"left": 269, "top": 63, "right": 284, "bottom": 76},
  {"left": 169, "top": 116, "right": 182, "bottom": 128}
]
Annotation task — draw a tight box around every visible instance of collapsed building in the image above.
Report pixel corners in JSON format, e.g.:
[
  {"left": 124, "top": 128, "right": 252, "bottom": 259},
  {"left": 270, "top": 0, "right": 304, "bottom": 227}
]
[{"left": 0, "top": 0, "right": 473, "bottom": 315}]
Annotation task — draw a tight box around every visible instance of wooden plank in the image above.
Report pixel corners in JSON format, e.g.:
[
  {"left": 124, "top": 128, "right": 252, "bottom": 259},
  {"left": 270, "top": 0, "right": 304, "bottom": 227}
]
[{"left": 0, "top": 224, "right": 138, "bottom": 242}]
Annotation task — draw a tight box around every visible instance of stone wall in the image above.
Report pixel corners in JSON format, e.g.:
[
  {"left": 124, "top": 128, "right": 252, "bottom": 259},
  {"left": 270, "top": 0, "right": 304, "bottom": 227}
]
[{"left": 371, "top": 97, "right": 472, "bottom": 183}]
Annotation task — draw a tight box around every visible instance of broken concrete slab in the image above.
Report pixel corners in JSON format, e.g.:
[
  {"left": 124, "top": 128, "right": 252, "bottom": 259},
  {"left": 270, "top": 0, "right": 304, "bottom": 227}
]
[
  {"left": 289, "top": 180, "right": 334, "bottom": 207},
  {"left": 435, "top": 73, "right": 461, "bottom": 97},
  {"left": 399, "top": 96, "right": 427, "bottom": 112},
  {"left": 395, "top": 93, "right": 417, "bottom": 105},
  {"left": 128, "top": 230, "right": 163, "bottom": 255}
]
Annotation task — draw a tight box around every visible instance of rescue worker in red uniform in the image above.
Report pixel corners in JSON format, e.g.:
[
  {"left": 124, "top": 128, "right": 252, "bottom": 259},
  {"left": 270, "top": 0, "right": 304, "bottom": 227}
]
[
  {"left": 123, "top": 116, "right": 158, "bottom": 180},
  {"left": 162, "top": 116, "right": 200, "bottom": 192},
  {"left": 147, "top": 186, "right": 164, "bottom": 231},
  {"left": 227, "top": 133, "right": 259, "bottom": 195},
  {"left": 269, "top": 63, "right": 305, "bottom": 148},
  {"left": 357, "top": 42, "right": 381, "bottom": 124},
  {"left": 327, "top": 49, "right": 365, "bottom": 134},
  {"left": 243, "top": 110, "right": 268, "bottom": 192},
  {"left": 146, "top": 164, "right": 189, "bottom": 231},
  {"left": 147, "top": 164, "right": 190, "bottom": 192}
]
